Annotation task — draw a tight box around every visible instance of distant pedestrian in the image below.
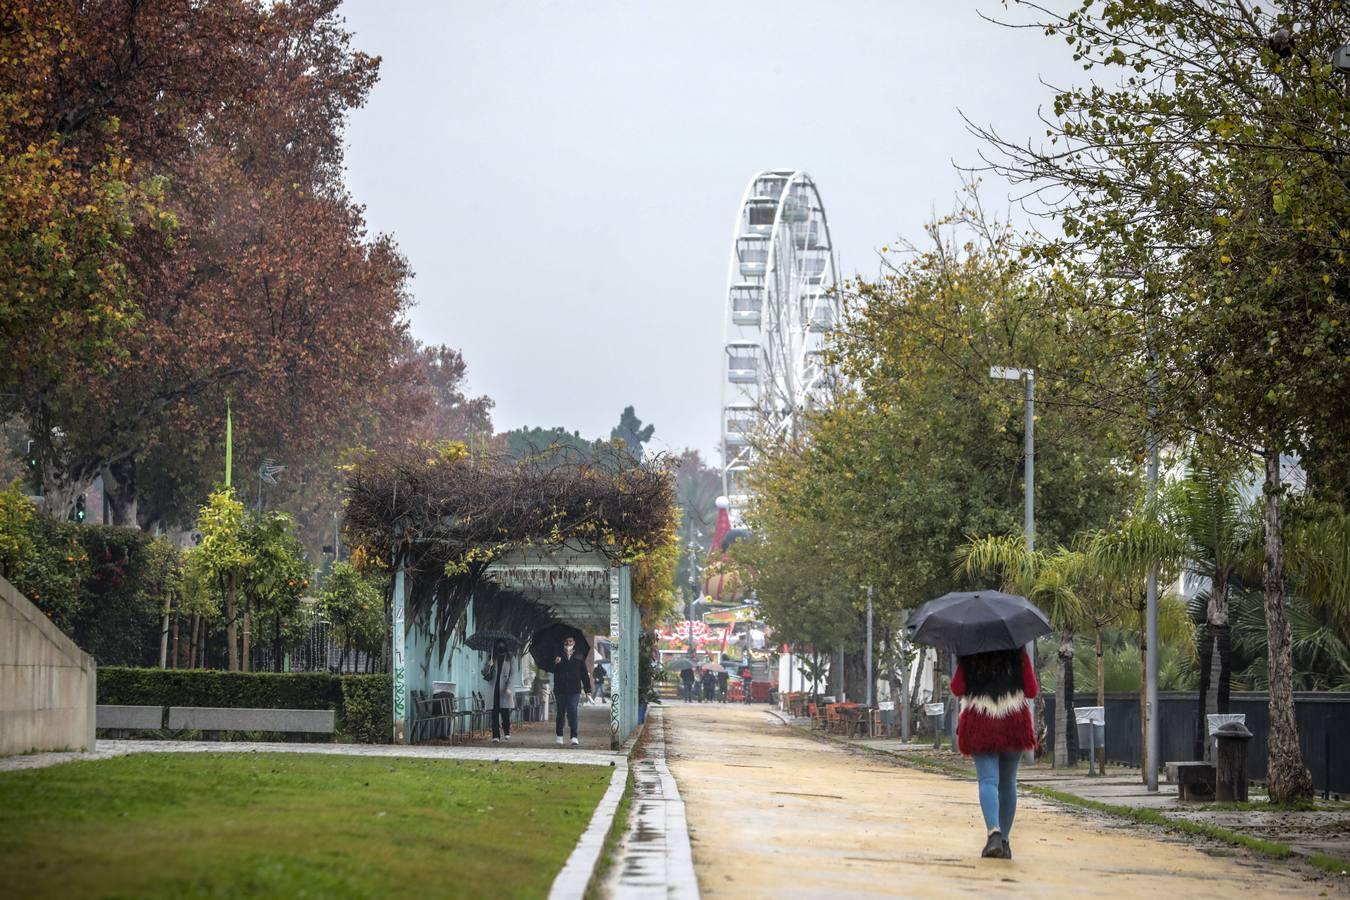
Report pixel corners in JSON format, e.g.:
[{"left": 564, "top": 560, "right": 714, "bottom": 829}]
[
  {"left": 679, "top": 666, "right": 695, "bottom": 703},
  {"left": 950, "top": 647, "right": 1038, "bottom": 860},
  {"left": 484, "top": 639, "right": 516, "bottom": 743},
  {"left": 739, "top": 664, "right": 753, "bottom": 703},
  {"left": 593, "top": 662, "right": 608, "bottom": 701},
  {"left": 701, "top": 669, "right": 716, "bottom": 702},
  {"left": 552, "top": 636, "right": 592, "bottom": 746},
  {"left": 716, "top": 670, "right": 729, "bottom": 702}
]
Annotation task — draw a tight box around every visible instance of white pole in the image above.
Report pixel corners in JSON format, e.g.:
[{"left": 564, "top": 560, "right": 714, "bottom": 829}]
[
  {"left": 865, "top": 587, "right": 874, "bottom": 708},
  {"left": 1024, "top": 372, "right": 1036, "bottom": 765}
]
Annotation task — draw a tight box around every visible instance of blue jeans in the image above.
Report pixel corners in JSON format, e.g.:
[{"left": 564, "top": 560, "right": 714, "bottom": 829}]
[
  {"left": 555, "top": 692, "right": 581, "bottom": 738},
  {"left": 972, "top": 752, "right": 1021, "bottom": 836}
]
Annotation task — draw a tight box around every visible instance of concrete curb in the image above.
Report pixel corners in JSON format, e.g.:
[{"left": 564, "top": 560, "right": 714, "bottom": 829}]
[
  {"left": 549, "top": 755, "right": 630, "bottom": 900},
  {"left": 546, "top": 711, "right": 651, "bottom": 900}
]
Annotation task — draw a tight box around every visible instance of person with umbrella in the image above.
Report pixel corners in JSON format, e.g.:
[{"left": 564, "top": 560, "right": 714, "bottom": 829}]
[
  {"left": 679, "top": 664, "right": 696, "bottom": 703},
  {"left": 481, "top": 638, "right": 517, "bottom": 743},
  {"left": 908, "top": 590, "right": 1048, "bottom": 861},
  {"left": 551, "top": 635, "right": 592, "bottom": 746}
]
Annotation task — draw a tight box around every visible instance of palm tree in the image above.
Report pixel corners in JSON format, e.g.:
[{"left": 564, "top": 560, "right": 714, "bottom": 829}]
[
  {"left": 1163, "top": 463, "right": 1261, "bottom": 758},
  {"left": 955, "top": 534, "right": 1082, "bottom": 768},
  {"left": 1087, "top": 495, "right": 1190, "bottom": 782}
]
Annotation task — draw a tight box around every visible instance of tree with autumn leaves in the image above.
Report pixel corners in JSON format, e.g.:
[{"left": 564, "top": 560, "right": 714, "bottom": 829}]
[{"left": 1, "top": 0, "right": 490, "bottom": 534}]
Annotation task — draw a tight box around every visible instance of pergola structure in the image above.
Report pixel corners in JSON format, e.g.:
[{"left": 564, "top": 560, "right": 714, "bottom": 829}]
[
  {"left": 341, "top": 441, "right": 672, "bottom": 754},
  {"left": 390, "top": 547, "right": 639, "bottom": 749}
]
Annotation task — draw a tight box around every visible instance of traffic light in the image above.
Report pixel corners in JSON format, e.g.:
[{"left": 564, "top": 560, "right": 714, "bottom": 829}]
[
  {"left": 72, "top": 495, "right": 86, "bottom": 523},
  {"left": 24, "top": 440, "right": 38, "bottom": 471}
]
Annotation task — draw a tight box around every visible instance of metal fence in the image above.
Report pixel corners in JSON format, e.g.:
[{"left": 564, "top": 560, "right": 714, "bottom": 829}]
[{"left": 1043, "top": 691, "right": 1350, "bottom": 795}]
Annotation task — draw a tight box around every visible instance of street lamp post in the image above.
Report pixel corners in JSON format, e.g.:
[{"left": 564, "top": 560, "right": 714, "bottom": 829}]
[{"left": 991, "top": 365, "right": 1036, "bottom": 765}]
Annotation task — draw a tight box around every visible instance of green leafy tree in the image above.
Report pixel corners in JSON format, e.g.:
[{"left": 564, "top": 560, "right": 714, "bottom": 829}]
[
  {"left": 976, "top": 0, "right": 1350, "bottom": 802},
  {"left": 241, "top": 510, "right": 312, "bottom": 673},
  {"left": 186, "top": 488, "right": 251, "bottom": 671},
  {"left": 319, "top": 561, "right": 386, "bottom": 672},
  {"left": 610, "top": 406, "right": 655, "bottom": 459}
]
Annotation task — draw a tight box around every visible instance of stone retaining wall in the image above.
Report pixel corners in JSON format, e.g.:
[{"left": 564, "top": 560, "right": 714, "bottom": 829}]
[{"left": 0, "top": 575, "right": 96, "bottom": 756}]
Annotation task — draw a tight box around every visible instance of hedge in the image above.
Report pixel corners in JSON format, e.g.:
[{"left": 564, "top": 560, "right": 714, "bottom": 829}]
[{"left": 98, "top": 667, "right": 391, "bottom": 743}]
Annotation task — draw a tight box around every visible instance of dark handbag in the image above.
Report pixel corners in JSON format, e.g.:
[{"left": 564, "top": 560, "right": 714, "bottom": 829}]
[{"left": 481, "top": 661, "right": 496, "bottom": 681}]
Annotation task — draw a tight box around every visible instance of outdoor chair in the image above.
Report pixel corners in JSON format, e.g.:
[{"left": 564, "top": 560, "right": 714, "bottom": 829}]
[
  {"left": 448, "top": 694, "right": 473, "bottom": 743},
  {"left": 471, "top": 692, "right": 488, "bottom": 739}
]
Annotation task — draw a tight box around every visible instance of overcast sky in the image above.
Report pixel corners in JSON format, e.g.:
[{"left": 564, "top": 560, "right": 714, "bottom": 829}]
[{"left": 338, "top": 1, "right": 1077, "bottom": 460}]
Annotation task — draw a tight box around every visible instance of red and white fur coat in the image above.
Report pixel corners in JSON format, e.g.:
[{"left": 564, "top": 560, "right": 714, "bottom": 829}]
[{"left": 951, "top": 648, "right": 1039, "bottom": 756}]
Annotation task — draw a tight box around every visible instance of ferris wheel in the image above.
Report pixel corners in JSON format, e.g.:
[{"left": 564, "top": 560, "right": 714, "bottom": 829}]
[{"left": 719, "top": 170, "right": 841, "bottom": 520}]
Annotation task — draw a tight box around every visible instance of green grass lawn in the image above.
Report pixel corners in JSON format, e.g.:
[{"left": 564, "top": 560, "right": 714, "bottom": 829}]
[{"left": 0, "top": 753, "right": 612, "bottom": 899}]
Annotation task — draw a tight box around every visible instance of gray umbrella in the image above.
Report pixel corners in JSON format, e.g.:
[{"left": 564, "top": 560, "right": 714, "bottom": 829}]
[
  {"left": 906, "top": 590, "right": 1051, "bottom": 656},
  {"left": 664, "top": 658, "right": 696, "bottom": 671}
]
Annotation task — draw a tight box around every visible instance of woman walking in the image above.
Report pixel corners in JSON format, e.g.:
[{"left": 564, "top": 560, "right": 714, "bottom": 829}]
[
  {"left": 950, "top": 646, "right": 1038, "bottom": 859},
  {"left": 485, "top": 639, "right": 516, "bottom": 743}
]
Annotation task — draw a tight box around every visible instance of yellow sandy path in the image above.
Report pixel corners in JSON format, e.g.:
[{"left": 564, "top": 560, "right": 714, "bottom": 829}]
[{"left": 664, "top": 702, "right": 1332, "bottom": 898}]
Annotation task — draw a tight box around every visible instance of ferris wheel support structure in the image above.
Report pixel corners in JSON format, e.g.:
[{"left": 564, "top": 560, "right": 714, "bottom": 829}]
[{"left": 718, "top": 170, "right": 841, "bottom": 524}]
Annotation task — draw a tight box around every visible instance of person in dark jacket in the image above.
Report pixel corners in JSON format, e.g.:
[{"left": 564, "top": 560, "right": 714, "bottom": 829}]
[
  {"left": 739, "top": 664, "right": 754, "bottom": 703},
  {"left": 950, "top": 646, "right": 1038, "bottom": 860},
  {"left": 552, "top": 636, "right": 592, "bottom": 746},
  {"left": 679, "top": 665, "right": 695, "bottom": 702},
  {"left": 701, "top": 669, "right": 716, "bottom": 702},
  {"left": 716, "top": 669, "right": 729, "bottom": 702}
]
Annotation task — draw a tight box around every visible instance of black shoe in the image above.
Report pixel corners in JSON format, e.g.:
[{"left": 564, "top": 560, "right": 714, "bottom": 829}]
[
  {"left": 1002, "top": 837, "right": 1012, "bottom": 859},
  {"left": 981, "top": 831, "right": 1007, "bottom": 859}
]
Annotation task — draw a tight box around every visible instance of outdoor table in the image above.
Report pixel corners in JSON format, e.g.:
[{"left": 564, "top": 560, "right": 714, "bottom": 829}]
[{"left": 838, "top": 705, "right": 871, "bottom": 738}]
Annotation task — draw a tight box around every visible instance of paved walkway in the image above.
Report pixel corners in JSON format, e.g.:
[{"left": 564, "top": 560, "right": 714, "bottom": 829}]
[{"left": 664, "top": 703, "right": 1335, "bottom": 898}]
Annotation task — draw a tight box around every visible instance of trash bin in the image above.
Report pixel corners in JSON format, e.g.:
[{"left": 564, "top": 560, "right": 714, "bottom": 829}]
[
  {"left": 1214, "top": 720, "right": 1253, "bottom": 802},
  {"left": 1075, "top": 706, "right": 1106, "bottom": 774},
  {"left": 1206, "top": 713, "right": 1246, "bottom": 762}
]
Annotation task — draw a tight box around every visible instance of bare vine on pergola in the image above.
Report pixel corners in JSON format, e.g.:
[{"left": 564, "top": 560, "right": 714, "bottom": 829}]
[{"left": 343, "top": 442, "right": 676, "bottom": 656}]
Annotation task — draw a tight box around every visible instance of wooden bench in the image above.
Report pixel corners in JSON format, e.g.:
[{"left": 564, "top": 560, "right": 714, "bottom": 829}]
[
  {"left": 96, "top": 705, "right": 165, "bottom": 735},
  {"left": 166, "top": 706, "right": 336, "bottom": 736},
  {"left": 1166, "top": 761, "right": 1217, "bottom": 800}
]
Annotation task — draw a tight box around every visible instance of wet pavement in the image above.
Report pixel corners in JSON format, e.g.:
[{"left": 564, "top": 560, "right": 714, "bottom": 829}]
[{"left": 664, "top": 702, "right": 1338, "bottom": 898}]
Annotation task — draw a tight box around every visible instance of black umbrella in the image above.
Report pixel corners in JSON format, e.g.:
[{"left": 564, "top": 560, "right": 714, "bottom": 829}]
[
  {"left": 907, "top": 590, "right": 1051, "bottom": 656},
  {"left": 466, "top": 629, "right": 522, "bottom": 653},
  {"left": 664, "top": 657, "right": 696, "bottom": 672},
  {"left": 529, "top": 623, "right": 591, "bottom": 673}
]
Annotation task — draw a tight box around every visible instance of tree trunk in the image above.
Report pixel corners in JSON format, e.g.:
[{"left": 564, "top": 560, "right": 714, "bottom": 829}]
[
  {"left": 171, "top": 614, "right": 180, "bottom": 669},
  {"left": 1195, "top": 622, "right": 1213, "bottom": 760},
  {"left": 1139, "top": 602, "right": 1148, "bottom": 784},
  {"left": 843, "top": 648, "right": 866, "bottom": 705},
  {"left": 273, "top": 612, "right": 284, "bottom": 673},
  {"left": 1197, "top": 571, "right": 1233, "bottom": 760},
  {"left": 1054, "top": 629, "right": 1075, "bottom": 767},
  {"left": 158, "top": 592, "right": 171, "bottom": 668},
  {"left": 1262, "top": 446, "right": 1314, "bottom": 803},
  {"left": 225, "top": 579, "right": 239, "bottom": 672},
  {"left": 101, "top": 457, "right": 140, "bottom": 528},
  {"left": 909, "top": 648, "right": 925, "bottom": 712},
  {"left": 242, "top": 602, "right": 252, "bottom": 672},
  {"left": 1095, "top": 627, "right": 1106, "bottom": 772},
  {"left": 187, "top": 614, "right": 198, "bottom": 668}
]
